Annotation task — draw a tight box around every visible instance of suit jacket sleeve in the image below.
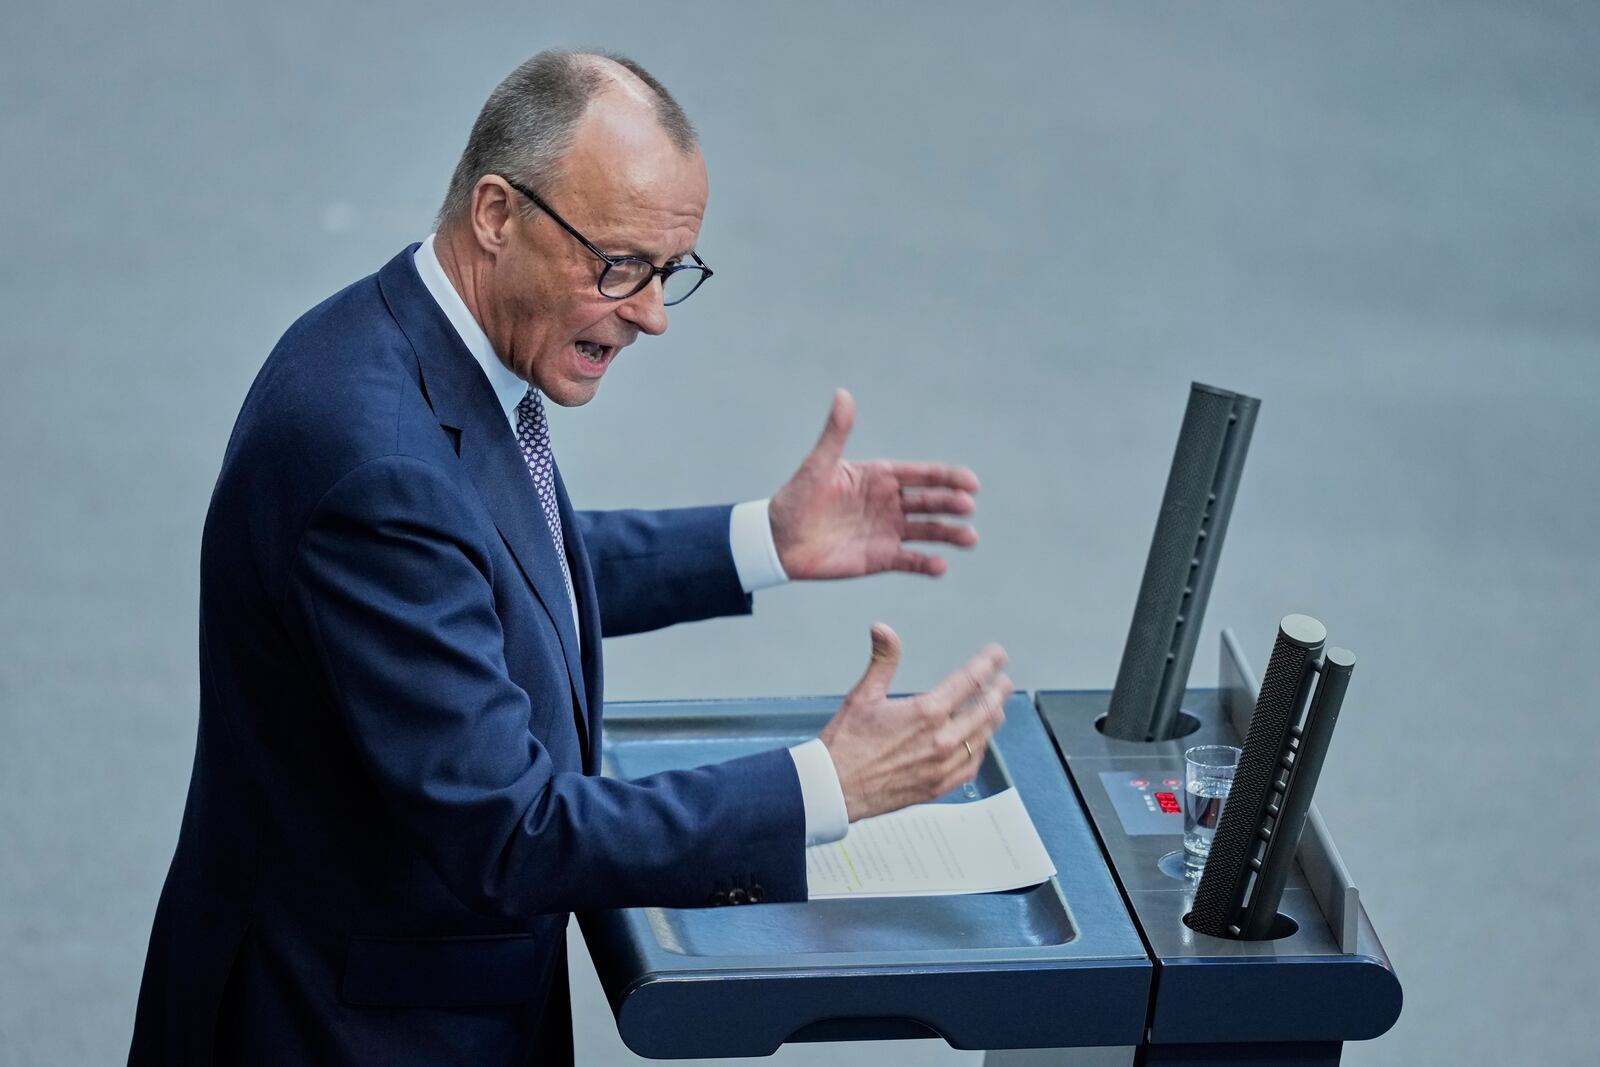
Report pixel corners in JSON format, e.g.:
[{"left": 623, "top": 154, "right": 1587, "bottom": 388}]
[
  {"left": 284, "top": 455, "right": 805, "bottom": 919},
  {"left": 575, "top": 506, "right": 753, "bottom": 637}
]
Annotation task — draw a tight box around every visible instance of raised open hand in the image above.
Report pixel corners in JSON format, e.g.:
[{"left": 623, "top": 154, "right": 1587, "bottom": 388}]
[
  {"left": 769, "top": 390, "right": 980, "bottom": 581},
  {"left": 819, "top": 624, "right": 1011, "bottom": 822}
]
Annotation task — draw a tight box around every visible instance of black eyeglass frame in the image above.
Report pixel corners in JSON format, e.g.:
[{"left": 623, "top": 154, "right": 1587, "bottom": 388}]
[{"left": 497, "top": 175, "right": 713, "bottom": 307}]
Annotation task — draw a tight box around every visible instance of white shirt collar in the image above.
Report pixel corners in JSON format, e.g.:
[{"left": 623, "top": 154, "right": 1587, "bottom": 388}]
[{"left": 413, "top": 233, "right": 530, "bottom": 427}]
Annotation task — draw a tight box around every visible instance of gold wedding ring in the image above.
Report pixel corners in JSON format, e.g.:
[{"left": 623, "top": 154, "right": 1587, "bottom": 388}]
[{"left": 963, "top": 739, "right": 974, "bottom": 759}]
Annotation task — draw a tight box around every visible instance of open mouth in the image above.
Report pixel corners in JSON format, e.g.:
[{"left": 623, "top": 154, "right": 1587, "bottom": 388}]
[{"left": 575, "top": 340, "right": 613, "bottom": 367}]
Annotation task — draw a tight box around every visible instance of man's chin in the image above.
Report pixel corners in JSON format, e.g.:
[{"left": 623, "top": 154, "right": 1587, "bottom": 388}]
[{"left": 544, "top": 379, "right": 602, "bottom": 408}]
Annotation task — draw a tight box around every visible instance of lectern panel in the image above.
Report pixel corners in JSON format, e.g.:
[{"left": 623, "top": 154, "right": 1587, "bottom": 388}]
[{"left": 583, "top": 693, "right": 1151, "bottom": 1058}]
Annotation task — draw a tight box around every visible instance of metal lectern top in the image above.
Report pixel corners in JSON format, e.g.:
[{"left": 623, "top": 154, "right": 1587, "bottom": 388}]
[
  {"left": 1034, "top": 632, "right": 1403, "bottom": 1052},
  {"left": 582, "top": 692, "right": 1151, "bottom": 1059}
]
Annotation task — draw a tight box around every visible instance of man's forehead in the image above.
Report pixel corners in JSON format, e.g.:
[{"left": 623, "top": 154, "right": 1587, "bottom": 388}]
[{"left": 552, "top": 102, "right": 708, "bottom": 258}]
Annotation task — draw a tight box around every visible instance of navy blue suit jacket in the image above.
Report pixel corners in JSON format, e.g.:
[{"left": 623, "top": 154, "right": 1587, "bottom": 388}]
[{"left": 129, "top": 247, "right": 807, "bottom": 1065}]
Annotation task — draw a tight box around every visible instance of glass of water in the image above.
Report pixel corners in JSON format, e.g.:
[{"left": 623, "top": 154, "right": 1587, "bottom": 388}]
[{"left": 1183, "top": 745, "right": 1241, "bottom": 874}]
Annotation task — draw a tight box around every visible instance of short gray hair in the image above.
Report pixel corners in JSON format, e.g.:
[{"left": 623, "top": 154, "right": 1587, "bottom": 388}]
[{"left": 436, "top": 50, "right": 697, "bottom": 229}]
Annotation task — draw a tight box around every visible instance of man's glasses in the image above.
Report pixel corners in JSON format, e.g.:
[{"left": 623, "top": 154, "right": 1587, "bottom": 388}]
[{"left": 498, "top": 175, "right": 712, "bottom": 307}]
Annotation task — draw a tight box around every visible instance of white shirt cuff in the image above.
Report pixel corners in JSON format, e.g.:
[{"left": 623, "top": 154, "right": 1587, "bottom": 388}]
[
  {"left": 788, "top": 738, "right": 848, "bottom": 847},
  {"left": 729, "top": 498, "right": 789, "bottom": 594}
]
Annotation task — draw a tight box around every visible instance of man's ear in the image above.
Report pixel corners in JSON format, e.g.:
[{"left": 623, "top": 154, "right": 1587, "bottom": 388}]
[{"left": 469, "top": 175, "right": 516, "bottom": 256}]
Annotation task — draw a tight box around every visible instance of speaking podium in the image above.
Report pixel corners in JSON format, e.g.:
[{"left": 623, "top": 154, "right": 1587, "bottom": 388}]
[
  {"left": 580, "top": 632, "right": 1401, "bottom": 1065},
  {"left": 583, "top": 383, "right": 1401, "bottom": 1063}
]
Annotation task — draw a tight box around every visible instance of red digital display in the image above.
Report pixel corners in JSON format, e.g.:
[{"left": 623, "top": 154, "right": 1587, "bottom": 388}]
[{"left": 1155, "top": 791, "right": 1181, "bottom": 815}]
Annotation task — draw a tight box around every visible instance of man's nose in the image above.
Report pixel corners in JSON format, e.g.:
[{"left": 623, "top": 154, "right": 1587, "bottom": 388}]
[{"left": 617, "top": 279, "right": 669, "bottom": 336}]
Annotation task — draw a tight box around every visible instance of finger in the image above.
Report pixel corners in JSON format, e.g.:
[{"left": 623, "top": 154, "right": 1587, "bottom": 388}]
[
  {"left": 808, "top": 388, "right": 855, "bottom": 469},
  {"left": 887, "top": 462, "right": 981, "bottom": 493},
  {"left": 900, "top": 488, "right": 976, "bottom": 516},
  {"left": 966, "top": 720, "right": 1000, "bottom": 768},
  {"left": 949, "top": 671, "right": 1013, "bottom": 726},
  {"left": 926, "top": 645, "right": 1008, "bottom": 710},
  {"left": 889, "top": 550, "right": 948, "bottom": 577},
  {"left": 933, "top": 679, "right": 1011, "bottom": 796},
  {"left": 935, "top": 716, "right": 998, "bottom": 786},
  {"left": 902, "top": 521, "right": 979, "bottom": 548},
  {"left": 943, "top": 720, "right": 1000, "bottom": 790},
  {"left": 854, "top": 621, "right": 901, "bottom": 699}
]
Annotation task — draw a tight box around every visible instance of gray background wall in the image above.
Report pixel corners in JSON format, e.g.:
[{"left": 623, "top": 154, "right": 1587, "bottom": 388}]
[{"left": 3, "top": 2, "right": 1596, "bottom": 1064}]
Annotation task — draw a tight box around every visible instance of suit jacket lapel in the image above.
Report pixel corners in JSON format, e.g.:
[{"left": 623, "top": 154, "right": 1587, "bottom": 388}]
[
  {"left": 551, "top": 460, "right": 604, "bottom": 772},
  {"left": 377, "top": 247, "right": 590, "bottom": 747}
]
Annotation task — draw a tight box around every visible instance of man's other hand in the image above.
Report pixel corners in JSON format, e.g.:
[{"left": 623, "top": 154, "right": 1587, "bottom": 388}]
[
  {"left": 819, "top": 624, "right": 1011, "bottom": 823},
  {"left": 769, "top": 390, "right": 979, "bottom": 581}
]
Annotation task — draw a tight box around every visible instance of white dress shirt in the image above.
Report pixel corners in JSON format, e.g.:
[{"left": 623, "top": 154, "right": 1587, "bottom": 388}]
[{"left": 413, "top": 235, "right": 848, "bottom": 848}]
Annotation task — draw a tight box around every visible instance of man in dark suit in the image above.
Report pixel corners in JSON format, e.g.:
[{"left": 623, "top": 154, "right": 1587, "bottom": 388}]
[{"left": 130, "top": 50, "right": 1011, "bottom": 1065}]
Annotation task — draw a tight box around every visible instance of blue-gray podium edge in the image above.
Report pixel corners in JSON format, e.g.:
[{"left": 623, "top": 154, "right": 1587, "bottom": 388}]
[{"left": 581, "top": 691, "right": 1151, "bottom": 1058}]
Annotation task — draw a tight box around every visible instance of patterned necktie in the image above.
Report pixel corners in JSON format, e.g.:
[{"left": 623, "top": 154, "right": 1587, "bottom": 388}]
[{"left": 513, "top": 387, "right": 576, "bottom": 612}]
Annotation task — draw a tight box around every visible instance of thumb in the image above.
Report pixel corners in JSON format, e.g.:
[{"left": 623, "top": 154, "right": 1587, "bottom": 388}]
[
  {"left": 808, "top": 388, "right": 855, "bottom": 468},
  {"left": 855, "top": 622, "right": 901, "bottom": 698}
]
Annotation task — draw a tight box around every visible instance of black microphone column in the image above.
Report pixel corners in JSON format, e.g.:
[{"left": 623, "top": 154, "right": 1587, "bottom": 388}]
[
  {"left": 1186, "top": 615, "right": 1357, "bottom": 940},
  {"left": 1102, "top": 383, "right": 1258, "bottom": 743}
]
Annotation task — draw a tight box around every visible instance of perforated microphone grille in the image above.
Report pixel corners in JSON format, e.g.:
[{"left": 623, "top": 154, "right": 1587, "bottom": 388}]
[
  {"left": 1103, "top": 384, "right": 1257, "bottom": 742},
  {"left": 1187, "top": 619, "right": 1322, "bottom": 937}
]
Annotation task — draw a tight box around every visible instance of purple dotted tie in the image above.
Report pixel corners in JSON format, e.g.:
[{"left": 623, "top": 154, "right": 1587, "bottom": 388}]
[{"left": 514, "top": 387, "right": 575, "bottom": 612}]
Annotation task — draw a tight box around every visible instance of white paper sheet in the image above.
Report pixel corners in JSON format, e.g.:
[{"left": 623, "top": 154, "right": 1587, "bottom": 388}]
[{"left": 805, "top": 788, "right": 1057, "bottom": 899}]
